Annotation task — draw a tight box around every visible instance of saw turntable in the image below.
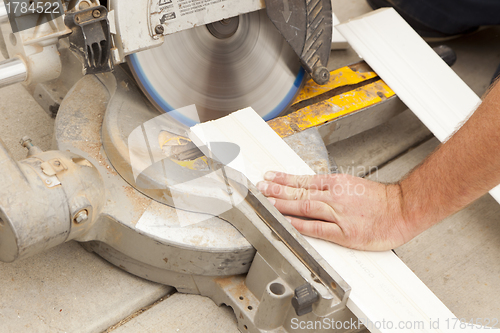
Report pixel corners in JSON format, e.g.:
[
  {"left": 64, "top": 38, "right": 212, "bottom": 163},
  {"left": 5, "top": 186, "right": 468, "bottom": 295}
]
[{"left": 0, "top": 1, "right": 427, "bottom": 332}]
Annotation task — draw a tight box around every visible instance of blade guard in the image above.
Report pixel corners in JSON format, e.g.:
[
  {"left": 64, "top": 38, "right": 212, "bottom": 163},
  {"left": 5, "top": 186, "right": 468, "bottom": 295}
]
[{"left": 266, "top": 0, "right": 333, "bottom": 85}]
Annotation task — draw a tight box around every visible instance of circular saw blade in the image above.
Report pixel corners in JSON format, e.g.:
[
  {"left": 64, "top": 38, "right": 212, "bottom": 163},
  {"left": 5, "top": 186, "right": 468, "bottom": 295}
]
[{"left": 128, "top": 9, "right": 305, "bottom": 125}]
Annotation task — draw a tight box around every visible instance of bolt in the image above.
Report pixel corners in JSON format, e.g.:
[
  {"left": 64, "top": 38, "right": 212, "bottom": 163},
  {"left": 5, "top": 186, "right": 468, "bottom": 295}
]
[
  {"left": 20, "top": 136, "right": 43, "bottom": 156},
  {"left": 20, "top": 136, "right": 33, "bottom": 148},
  {"left": 312, "top": 66, "right": 330, "bottom": 85},
  {"left": 74, "top": 210, "right": 89, "bottom": 224},
  {"left": 53, "top": 160, "right": 61, "bottom": 167},
  {"left": 155, "top": 24, "right": 165, "bottom": 35},
  {"left": 92, "top": 9, "right": 101, "bottom": 18}
]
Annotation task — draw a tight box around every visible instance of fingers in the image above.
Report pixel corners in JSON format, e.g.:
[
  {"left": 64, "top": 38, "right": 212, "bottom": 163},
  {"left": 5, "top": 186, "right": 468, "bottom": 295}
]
[
  {"left": 270, "top": 198, "right": 339, "bottom": 222},
  {"left": 264, "top": 171, "right": 330, "bottom": 191},
  {"left": 257, "top": 181, "right": 326, "bottom": 201},
  {"left": 287, "top": 216, "right": 346, "bottom": 245}
]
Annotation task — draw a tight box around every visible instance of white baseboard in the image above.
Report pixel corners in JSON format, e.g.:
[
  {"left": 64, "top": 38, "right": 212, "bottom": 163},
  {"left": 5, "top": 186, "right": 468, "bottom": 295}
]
[{"left": 190, "top": 107, "right": 475, "bottom": 332}]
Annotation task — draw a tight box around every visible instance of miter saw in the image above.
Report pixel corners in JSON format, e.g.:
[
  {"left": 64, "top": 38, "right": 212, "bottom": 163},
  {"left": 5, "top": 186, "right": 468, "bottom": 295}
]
[
  {"left": 0, "top": 0, "right": 333, "bottom": 120},
  {"left": 0, "top": 1, "right": 370, "bottom": 332}
]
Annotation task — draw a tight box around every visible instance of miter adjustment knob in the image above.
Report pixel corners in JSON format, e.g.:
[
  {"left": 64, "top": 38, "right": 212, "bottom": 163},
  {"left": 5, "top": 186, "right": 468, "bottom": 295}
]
[{"left": 291, "top": 283, "right": 319, "bottom": 316}]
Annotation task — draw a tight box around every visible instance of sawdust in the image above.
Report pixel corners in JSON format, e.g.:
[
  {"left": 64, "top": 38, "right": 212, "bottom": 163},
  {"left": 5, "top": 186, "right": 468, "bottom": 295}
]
[
  {"left": 73, "top": 141, "right": 118, "bottom": 176},
  {"left": 122, "top": 185, "right": 151, "bottom": 217},
  {"left": 63, "top": 75, "right": 118, "bottom": 175}
]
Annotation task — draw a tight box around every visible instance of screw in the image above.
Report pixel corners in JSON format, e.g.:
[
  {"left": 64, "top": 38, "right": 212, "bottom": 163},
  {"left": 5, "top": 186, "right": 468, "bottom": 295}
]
[
  {"left": 312, "top": 66, "right": 330, "bottom": 85},
  {"left": 53, "top": 160, "right": 61, "bottom": 167},
  {"left": 155, "top": 24, "right": 165, "bottom": 35},
  {"left": 92, "top": 9, "right": 101, "bottom": 18},
  {"left": 20, "top": 136, "right": 33, "bottom": 148},
  {"left": 74, "top": 210, "right": 89, "bottom": 224}
]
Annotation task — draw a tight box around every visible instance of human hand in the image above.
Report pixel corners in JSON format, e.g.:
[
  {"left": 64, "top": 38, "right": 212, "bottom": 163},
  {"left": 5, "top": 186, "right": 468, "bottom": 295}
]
[{"left": 256, "top": 171, "right": 415, "bottom": 251}]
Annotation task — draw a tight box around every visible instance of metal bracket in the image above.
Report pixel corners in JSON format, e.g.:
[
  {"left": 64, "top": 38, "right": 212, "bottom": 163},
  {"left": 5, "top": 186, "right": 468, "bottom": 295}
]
[
  {"left": 266, "top": 0, "right": 333, "bottom": 85},
  {"left": 65, "top": 5, "right": 113, "bottom": 75}
]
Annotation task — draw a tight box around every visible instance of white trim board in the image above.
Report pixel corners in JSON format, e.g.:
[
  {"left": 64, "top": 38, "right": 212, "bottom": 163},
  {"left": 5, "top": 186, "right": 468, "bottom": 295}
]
[
  {"left": 190, "top": 108, "right": 490, "bottom": 332},
  {"left": 336, "top": 7, "right": 500, "bottom": 205},
  {"left": 332, "top": 11, "right": 349, "bottom": 50}
]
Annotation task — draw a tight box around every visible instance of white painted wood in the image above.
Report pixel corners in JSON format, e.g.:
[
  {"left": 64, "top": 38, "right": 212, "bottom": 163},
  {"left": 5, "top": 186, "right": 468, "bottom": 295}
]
[
  {"left": 190, "top": 107, "right": 312, "bottom": 186},
  {"left": 337, "top": 8, "right": 480, "bottom": 141},
  {"left": 190, "top": 107, "right": 490, "bottom": 332},
  {"left": 336, "top": 8, "right": 500, "bottom": 205},
  {"left": 332, "top": 11, "right": 349, "bottom": 50}
]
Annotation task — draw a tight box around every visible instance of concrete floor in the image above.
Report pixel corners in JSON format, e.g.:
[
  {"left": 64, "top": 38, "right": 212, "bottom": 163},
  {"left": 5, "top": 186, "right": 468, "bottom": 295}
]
[{"left": 2, "top": 1, "right": 500, "bottom": 331}]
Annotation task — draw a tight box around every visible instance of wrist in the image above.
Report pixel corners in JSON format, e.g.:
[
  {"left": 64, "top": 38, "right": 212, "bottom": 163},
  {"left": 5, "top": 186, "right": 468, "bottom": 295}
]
[
  {"left": 385, "top": 183, "right": 417, "bottom": 243},
  {"left": 397, "top": 176, "right": 444, "bottom": 238}
]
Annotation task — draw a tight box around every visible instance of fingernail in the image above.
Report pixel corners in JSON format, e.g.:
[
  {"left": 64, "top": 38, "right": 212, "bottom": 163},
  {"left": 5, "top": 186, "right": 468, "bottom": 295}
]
[
  {"left": 257, "top": 182, "right": 268, "bottom": 192},
  {"left": 285, "top": 217, "right": 292, "bottom": 223},
  {"left": 264, "top": 171, "right": 276, "bottom": 181},
  {"left": 267, "top": 197, "right": 276, "bottom": 205}
]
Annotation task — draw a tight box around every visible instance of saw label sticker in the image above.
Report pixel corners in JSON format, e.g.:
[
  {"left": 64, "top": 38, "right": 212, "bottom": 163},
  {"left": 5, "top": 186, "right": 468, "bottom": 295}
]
[
  {"left": 178, "top": 0, "right": 228, "bottom": 17},
  {"left": 149, "top": 0, "right": 264, "bottom": 36}
]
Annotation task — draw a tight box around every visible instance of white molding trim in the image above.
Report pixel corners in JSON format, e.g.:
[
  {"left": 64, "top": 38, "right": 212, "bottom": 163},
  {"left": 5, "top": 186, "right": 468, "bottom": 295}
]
[
  {"left": 190, "top": 108, "right": 492, "bottom": 332},
  {"left": 332, "top": 11, "right": 349, "bottom": 50},
  {"left": 337, "top": 8, "right": 500, "bottom": 205}
]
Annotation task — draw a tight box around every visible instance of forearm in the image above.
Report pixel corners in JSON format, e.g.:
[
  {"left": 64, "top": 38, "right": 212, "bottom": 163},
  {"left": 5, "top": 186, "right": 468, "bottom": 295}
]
[
  {"left": 399, "top": 82, "right": 500, "bottom": 235},
  {"left": 259, "top": 83, "right": 500, "bottom": 251}
]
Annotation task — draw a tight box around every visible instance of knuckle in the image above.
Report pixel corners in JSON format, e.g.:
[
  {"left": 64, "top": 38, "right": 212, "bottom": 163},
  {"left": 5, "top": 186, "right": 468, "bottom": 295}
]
[
  {"left": 296, "top": 175, "right": 310, "bottom": 188},
  {"left": 308, "top": 181, "right": 320, "bottom": 191},
  {"left": 273, "top": 172, "right": 284, "bottom": 183},
  {"left": 322, "top": 175, "right": 338, "bottom": 192},
  {"left": 296, "top": 188, "right": 309, "bottom": 200},
  {"left": 325, "top": 204, "right": 339, "bottom": 221},
  {"left": 279, "top": 172, "right": 289, "bottom": 180},
  {"left": 270, "top": 184, "right": 282, "bottom": 197},
  {"left": 312, "top": 222, "right": 325, "bottom": 238},
  {"left": 300, "top": 200, "right": 313, "bottom": 215},
  {"left": 283, "top": 185, "right": 295, "bottom": 198}
]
